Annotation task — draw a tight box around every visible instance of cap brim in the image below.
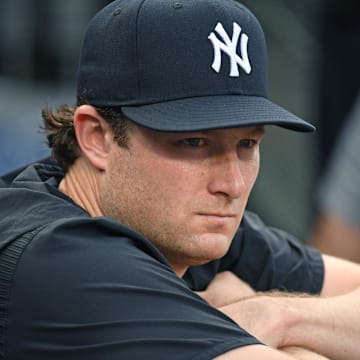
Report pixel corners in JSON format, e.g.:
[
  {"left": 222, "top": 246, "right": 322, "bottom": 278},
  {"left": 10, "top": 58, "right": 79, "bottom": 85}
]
[{"left": 121, "top": 95, "right": 315, "bottom": 132}]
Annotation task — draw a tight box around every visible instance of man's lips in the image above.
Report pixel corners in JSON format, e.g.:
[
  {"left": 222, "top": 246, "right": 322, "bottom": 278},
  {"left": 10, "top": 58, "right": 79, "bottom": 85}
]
[
  {"left": 198, "top": 213, "right": 238, "bottom": 223},
  {"left": 198, "top": 212, "right": 237, "bottom": 218}
]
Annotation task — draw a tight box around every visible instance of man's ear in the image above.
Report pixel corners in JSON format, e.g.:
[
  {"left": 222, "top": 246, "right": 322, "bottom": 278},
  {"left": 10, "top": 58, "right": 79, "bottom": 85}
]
[{"left": 74, "top": 105, "right": 112, "bottom": 170}]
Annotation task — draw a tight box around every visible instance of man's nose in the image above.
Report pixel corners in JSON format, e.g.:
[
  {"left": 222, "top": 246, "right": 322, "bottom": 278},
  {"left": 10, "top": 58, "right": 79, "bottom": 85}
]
[{"left": 207, "top": 153, "right": 245, "bottom": 199}]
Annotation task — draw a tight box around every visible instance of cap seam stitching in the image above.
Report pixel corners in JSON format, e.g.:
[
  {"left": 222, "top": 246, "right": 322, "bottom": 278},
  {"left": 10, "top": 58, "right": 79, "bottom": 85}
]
[{"left": 134, "top": 0, "right": 149, "bottom": 104}]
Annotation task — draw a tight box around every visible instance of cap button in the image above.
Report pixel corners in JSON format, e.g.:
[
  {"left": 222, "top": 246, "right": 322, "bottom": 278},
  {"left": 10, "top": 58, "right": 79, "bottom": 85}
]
[{"left": 173, "top": 2, "right": 183, "bottom": 9}]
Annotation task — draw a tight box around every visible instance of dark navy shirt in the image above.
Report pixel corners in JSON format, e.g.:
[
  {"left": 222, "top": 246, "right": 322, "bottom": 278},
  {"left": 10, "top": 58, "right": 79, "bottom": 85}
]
[{"left": 0, "top": 161, "right": 323, "bottom": 359}]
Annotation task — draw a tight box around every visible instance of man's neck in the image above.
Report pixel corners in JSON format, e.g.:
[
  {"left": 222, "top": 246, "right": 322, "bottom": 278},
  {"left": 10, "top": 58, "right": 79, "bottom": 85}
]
[
  {"left": 59, "top": 158, "right": 103, "bottom": 217},
  {"left": 59, "top": 159, "right": 189, "bottom": 278}
]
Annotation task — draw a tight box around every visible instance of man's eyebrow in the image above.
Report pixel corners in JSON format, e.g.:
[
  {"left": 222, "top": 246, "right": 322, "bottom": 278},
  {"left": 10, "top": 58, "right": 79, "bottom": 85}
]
[{"left": 249, "top": 126, "right": 265, "bottom": 136}]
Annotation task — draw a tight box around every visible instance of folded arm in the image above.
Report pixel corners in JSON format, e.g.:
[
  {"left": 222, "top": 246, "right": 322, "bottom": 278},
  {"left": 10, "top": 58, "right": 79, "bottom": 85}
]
[
  {"left": 197, "top": 254, "right": 360, "bottom": 359},
  {"left": 219, "top": 287, "right": 360, "bottom": 359}
]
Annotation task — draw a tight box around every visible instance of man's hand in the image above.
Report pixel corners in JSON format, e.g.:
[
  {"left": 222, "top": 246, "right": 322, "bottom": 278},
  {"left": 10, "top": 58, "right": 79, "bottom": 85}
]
[
  {"left": 196, "top": 271, "right": 255, "bottom": 307},
  {"left": 196, "top": 271, "right": 288, "bottom": 347},
  {"left": 219, "top": 293, "right": 292, "bottom": 348}
]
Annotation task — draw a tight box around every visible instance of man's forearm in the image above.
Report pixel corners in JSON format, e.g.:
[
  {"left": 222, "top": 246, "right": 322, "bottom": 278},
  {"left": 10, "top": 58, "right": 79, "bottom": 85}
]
[
  {"left": 283, "top": 288, "right": 360, "bottom": 359},
  {"left": 281, "top": 346, "right": 330, "bottom": 360},
  {"left": 197, "top": 270, "right": 360, "bottom": 358},
  {"left": 220, "top": 288, "right": 360, "bottom": 359}
]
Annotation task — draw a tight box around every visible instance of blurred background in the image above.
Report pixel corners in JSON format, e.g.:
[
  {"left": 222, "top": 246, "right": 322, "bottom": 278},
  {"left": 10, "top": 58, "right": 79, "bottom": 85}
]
[{"left": 1, "top": 0, "right": 360, "bottom": 242}]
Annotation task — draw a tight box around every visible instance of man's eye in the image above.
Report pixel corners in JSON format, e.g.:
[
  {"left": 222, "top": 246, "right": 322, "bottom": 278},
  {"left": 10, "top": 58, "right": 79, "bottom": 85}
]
[
  {"left": 239, "top": 139, "right": 256, "bottom": 148},
  {"left": 183, "top": 138, "right": 205, "bottom": 147}
]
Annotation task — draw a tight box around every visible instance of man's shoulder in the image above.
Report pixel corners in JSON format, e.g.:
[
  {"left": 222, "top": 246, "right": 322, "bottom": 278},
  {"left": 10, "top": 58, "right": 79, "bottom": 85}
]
[
  {"left": 6, "top": 215, "right": 260, "bottom": 359},
  {"left": 34, "top": 215, "right": 168, "bottom": 265}
]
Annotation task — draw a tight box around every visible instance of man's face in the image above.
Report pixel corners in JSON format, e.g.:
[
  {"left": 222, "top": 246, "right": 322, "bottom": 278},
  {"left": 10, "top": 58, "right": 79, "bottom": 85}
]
[{"left": 100, "top": 123, "right": 264, "bottom": 276}]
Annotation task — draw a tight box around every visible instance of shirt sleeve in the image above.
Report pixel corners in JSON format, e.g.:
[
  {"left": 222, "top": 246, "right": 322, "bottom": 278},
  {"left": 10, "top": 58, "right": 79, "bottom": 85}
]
[
  {"left": 184, "top": 211, "right": 324, "bottom": 294},
  {"left": 6, "top": 217, "right": 261, "bottom": 360}
]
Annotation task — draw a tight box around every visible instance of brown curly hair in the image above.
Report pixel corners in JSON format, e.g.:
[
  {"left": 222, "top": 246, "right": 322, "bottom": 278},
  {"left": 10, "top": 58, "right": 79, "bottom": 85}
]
[{"left": 42, "top": 103, "right": 130, "bottom": 173}]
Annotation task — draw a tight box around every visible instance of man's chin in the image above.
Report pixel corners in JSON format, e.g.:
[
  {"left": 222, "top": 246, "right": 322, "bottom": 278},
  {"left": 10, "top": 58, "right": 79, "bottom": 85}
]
[{"left": 189, "top": 233, "right": 233, "bottom": 263}]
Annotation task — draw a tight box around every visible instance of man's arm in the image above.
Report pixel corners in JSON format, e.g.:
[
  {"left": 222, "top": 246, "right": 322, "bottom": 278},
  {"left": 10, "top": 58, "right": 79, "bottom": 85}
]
[
  {"left": 196, "top": 272, "right": 331, "bottom": 358},
  {"left": 196, "top": 270, "right": 256, "bottom": 307},
  {"left": 219, "top": 288, "right": 360, "bottom": 359},
  {"left": 285, "top": 287, "right": 360, "bottom": 359},
  {"left": 215, "top": 344, "right": 329, "bottom": 359},
  {"left": 196, "top": 253, "right": 360, "bottom": 358},
  {"left": 197, "top": 261, "right": 360, "bottom": 359},
  {"left": 320, "top": 254, "right": 360, "bottom": 296},
  {"left": 197, "top": 253, "right": 360, "bottom": 301}
]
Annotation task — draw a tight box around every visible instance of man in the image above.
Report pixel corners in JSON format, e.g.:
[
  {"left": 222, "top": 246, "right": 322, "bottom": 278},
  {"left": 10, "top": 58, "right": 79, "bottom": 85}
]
[{"left": 0, "top": 0, "right": 359, "bottom": 359}]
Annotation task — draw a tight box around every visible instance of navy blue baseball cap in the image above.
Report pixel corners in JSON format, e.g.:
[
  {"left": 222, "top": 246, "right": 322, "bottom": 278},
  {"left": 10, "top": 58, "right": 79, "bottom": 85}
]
[{"left": 77, "top": 0, "right": 315, "bottom": 132}]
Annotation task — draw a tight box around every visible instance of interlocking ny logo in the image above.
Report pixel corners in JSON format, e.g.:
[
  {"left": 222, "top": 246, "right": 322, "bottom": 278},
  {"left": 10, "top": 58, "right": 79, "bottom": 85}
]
[{"left": 208, "top": 22, "right": 252, "bottom": 77}]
